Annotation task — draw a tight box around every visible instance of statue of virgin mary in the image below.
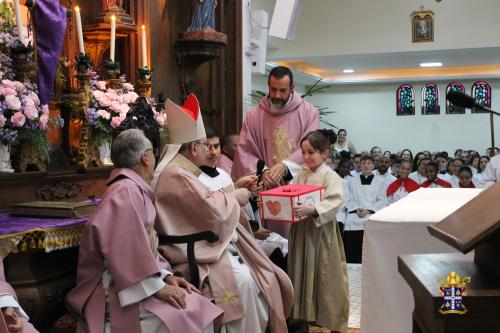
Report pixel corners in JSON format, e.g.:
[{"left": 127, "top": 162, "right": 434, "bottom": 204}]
[{"left": 188, "top": 0, "right": 217, "bottom": 31}]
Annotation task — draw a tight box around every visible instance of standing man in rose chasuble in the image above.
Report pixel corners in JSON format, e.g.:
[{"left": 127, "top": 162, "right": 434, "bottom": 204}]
[{"left": 232, "top": 66, "right": 320, "bottom": 238}]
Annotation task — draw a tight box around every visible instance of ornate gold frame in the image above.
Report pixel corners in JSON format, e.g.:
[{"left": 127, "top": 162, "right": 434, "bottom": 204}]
[{"left": 411, "top": 9, "right": 434, "bottom": 43}]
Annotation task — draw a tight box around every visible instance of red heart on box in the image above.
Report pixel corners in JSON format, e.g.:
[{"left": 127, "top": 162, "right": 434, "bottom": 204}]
[{"left": 266, "top": 201, "right": 282, "bottom": 216}]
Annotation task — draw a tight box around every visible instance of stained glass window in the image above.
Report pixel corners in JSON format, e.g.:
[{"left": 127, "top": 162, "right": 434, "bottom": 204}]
[
  {"left": 396, "top": 84, "right": 415, "bottom": 115},
  {"left": 471, "top": 81, "right": 491, "bottom": 113},
  {"left": 446, "top": 82, "right": 465, "bottom": 114},
  {"left": 421, "top": 82, "right": 440, "bottom": 115}
]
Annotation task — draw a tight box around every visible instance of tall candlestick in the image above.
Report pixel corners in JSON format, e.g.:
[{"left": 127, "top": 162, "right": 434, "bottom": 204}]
[
  {"left": 13, "top": 0, "right": 25, "bottom": 45},
  {"left": 141, "top": 25, "right": 147, "bottom": 68},
  {"left": 75, "top": 6, "right": 85, "bottom": 54},
  {"left": 110, "top": 15, "right": 116, "bottom": 62}
]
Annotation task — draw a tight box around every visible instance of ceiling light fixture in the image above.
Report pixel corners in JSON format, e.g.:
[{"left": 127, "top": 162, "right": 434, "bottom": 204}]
[
  {"left": 343, "top": 69, "right": 354, "bottom": 73},
  {"left": 420, "top": 62, "right": 443, "bottom": 67}
]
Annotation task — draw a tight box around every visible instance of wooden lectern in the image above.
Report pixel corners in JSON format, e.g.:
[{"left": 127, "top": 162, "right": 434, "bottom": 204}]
[{"left": 398, "top": 183, "right": 500, "bottom": 333}]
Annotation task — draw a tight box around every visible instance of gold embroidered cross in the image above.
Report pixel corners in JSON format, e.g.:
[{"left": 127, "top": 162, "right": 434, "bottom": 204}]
[{"left": 223, "top": 291, "right": 233, "bottom": 304}]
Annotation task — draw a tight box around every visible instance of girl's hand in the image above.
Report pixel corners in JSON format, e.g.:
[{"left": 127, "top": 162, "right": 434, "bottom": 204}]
[{"left": 292, "top": 202, "right": 316, "bottom": 217}]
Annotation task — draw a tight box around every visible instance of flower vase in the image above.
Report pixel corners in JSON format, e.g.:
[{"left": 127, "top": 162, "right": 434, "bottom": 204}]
[
  {"left": 0, "top": 143, "right": 14, "bottom": 173},
  {"left": 98, "top": 140, "right": 113, "bottom": 166}
]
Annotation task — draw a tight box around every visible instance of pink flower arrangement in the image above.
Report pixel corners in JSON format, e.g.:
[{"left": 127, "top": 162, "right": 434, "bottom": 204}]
[
  {"left": 86, "top": 75, "right": 141, "bottom": 144},
  {"left": 0, "top": 79, "right": 44, "bottom": 130}
]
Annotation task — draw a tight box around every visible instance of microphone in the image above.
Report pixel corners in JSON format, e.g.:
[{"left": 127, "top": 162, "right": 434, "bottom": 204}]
[
  {"left": 446, "top": 91, "right": 477, "bottom": 109},
  {"left": 446, "top": 91, "right": 500, "bottom": 116},
  {"left": 256, "top": 160, "right": 265, "bottom": 182}
]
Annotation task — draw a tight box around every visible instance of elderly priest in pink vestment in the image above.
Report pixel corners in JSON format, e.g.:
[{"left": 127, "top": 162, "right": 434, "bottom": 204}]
[
  {"left": 232, "top": 66, "right": 319, "bottom": 238},
  {"left": 152, "top": 95, "right": 294, "bottom": 333},
  {"left": 66, "top": 129, "right": 222, "bottom": 333},
  {"left": 0, "top": 260, "right": 38, "bottom": 333}
]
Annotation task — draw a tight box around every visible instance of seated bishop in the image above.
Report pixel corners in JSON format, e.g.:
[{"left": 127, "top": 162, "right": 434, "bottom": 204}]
[
  {"left": 66, "top": 129, "right": 222, "bottom": 333},
  {"left": 0, "top": 260, "right": 38, "bottom": 333},
  {"left": 152, "top": 95, "right": 294, "bottom": 333}
]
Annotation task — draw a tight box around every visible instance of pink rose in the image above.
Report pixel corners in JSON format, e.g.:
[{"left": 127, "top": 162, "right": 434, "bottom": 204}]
[
  {"left": 97, "top": 96, "right": 112, "bottom": 107},
  {"left": 93, "top": 90, "right": 104, "bottom": 100},
  {"left": 0, "top": 87, "right": 16, "bottom": 96},
  {"left": 24, "top": 104, "right": 39, "bottom": 120},
  {"left": 96, "top": 81, "right": 107, "bottom": 91},
  {"left": 109, "top": 101, "right": 122, "bottom": 112},
  {"left": 124, "top": 91, "right": 139, "bottom": 104},
  {"left": 110, "top": 114, "right": 125, "bottom": 128},
  {"left": 155, "top": 113, "right": 166, "bottom": 126},
  {"left": 39, "top": 114, "right": 48, "bottom": 129},
  {"left": 23, "top": 96, "right": 35, "bottom": 107},
  {"left": 119, "top": 104, "right": 130, "bottom": 114},
  {"left": 42, "top": 104, "right": 49, "bottom": 115},
  {"left": 5, "top": 95, "right": 21, "bottom": 110},
  {"left": 29, "top": 91, "right": 40, "bottom": 106},
  {"left": 1, "top": 80, "right": 14, "bottom": 89},
  {"left": 122, "top": 83, "right": 134, "bottom": 91},
  {"left": 105, "top": 91, "right": 120, "bottom": 101},
  {"left": 0, "top": 114, "right": 6, "bottom": 127},
  {"left": 97, "top": 109, "right": 111, "bottom": 119},
  {"left": 11, "top": 112, "right": 26, "bottom": 127},
  {"left": 13, "top": 81, "right": 25, "bottom": 93}
]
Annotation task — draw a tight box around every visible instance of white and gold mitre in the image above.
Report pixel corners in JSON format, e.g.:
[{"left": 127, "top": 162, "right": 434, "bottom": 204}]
[{"left": 165, "top": 93, "right": 206, "bottom": 144}]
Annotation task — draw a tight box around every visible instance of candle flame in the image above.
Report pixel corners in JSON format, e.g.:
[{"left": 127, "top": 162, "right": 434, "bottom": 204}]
[
  {"left": 75, "top": 6, "right": 80, "bottom": 12},
  {"left": 111, "top": 15, "right": 116, "bottom": 22},
  {"left": 141, "top": 24, "right": 145, "bottom": 31}
]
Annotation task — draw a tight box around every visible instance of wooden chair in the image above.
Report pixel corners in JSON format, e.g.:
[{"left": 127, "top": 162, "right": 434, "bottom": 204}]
[{"left": 158, "top": 230, "right": 219, "bottom": 288}]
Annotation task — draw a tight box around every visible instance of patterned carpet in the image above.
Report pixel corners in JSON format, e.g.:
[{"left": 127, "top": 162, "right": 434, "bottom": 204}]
[{"left": 308, "top": 264, "right": 361, "bottom": 333}]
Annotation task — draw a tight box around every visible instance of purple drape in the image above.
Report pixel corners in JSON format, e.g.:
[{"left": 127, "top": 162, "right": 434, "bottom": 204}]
[
  {"left": 32, "top": 0, "right": 67, "bottom": 105},
  {"left": 0, "top": 213, "right": 86, "bottom": 235}
]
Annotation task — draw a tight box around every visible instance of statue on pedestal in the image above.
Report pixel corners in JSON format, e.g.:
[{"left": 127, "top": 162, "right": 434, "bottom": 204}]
[
  {"left": 188, "top": 0, "right": 217, "bottom": 31},
  {"left": 103, "top": 0, "right": 123, "bottom": 10}
]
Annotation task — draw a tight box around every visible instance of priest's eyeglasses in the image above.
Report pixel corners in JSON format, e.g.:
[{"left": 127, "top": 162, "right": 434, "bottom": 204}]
[
  {"left": 194, "top": 141, "right": 211, "bottom": 150},
  {"left": 143, "top": 147, "right": 160, "bottom": 155}
]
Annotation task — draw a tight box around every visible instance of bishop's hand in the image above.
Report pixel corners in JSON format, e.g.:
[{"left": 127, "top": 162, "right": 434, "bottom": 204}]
[{"left": 263, "top": 163, "right": 287, "bottom": 188}]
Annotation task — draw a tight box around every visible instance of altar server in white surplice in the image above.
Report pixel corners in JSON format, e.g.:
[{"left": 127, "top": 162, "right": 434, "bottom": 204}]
[{"left": 344, "top": 155, "right": 388, "bottom": 263}]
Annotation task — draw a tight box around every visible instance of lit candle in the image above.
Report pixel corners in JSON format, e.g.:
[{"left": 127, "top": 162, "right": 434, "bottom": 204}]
[
  {"left": 74, "top": 6, "right": 85, "bottom": 54},
  {"left": 110, "top": 15, "right": 116, "bottom": 62},
  {"left": 13, "top": 0, "right": 25, "bottom": 45},
  {"left": 141, "top": 25, "right": 147, "bottom": 68}
]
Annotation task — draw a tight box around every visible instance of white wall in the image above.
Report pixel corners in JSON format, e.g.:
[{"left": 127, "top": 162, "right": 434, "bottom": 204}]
[
  {"left": 252, "top": 0, "right": 500, "bottom": 58},
  {"left": 307, "top": 79, "right": 500, "bottom": 155}
]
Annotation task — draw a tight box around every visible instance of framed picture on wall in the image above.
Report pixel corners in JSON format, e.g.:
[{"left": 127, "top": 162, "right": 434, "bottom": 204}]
[{"left": 411, "top": 9, "right": 434, "bottom": 43}]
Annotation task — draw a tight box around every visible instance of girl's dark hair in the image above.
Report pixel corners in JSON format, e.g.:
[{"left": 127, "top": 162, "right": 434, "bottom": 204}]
[
  {"left": 412, "top": 152, "right": 426, "bottom": 171},
  {"left": 478, "top": 155, "right": 491, "bottom": 173},
  {"left": 458, "top": 165, "right": 473, "bottom": 177},
  {"left": 300, "top": 129, "right": 337, "bottom": 152},
  {"left": 338, "top": 128, "right": 347, "bottom": 135}
]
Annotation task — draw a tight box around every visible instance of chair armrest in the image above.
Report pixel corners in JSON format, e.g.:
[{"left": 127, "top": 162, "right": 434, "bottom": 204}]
[
  {"left": 157, "top": 230, "right": 219, "bottom": 288},
  {"left": 157, "top": 230, "right": 219, "bottom": 245}
]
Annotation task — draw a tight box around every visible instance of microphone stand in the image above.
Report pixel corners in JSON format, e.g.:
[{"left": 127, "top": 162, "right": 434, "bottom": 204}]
[{"left": 476, "top": 105, "right": 500, "bottom": 157}]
